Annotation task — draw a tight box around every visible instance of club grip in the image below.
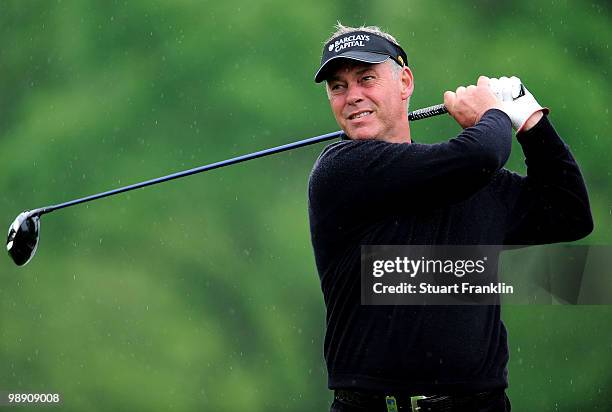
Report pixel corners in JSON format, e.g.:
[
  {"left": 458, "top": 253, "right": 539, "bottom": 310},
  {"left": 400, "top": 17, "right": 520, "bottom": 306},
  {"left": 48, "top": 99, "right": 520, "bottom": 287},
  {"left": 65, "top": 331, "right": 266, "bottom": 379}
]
[
  {"left": 408, "top": 103, "right": 448, "bottom": 121},
  {"left": 408, "top": 83, "right": 525, "bottom": 122}
]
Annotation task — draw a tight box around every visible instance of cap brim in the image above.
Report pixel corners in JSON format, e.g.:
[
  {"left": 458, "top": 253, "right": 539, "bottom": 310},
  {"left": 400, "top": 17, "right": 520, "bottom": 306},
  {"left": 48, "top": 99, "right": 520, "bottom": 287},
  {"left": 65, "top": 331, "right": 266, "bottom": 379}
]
[{"left": 314, "top": 52, "right": 390, "bottom": 83}]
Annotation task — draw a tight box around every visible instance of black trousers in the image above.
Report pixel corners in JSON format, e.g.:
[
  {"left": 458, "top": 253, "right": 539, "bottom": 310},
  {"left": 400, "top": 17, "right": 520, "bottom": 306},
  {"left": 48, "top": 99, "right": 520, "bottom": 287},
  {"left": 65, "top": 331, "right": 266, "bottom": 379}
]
[{"left": 330, "top": 391, "right": 511, "bottom": 412}]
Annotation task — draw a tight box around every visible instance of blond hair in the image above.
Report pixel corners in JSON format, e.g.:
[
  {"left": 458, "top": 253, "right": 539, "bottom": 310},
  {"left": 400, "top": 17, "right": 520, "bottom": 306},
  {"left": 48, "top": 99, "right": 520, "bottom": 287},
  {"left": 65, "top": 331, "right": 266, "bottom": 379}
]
[{"left": 324, "top": 22, "right": 401, "bottom": 47}]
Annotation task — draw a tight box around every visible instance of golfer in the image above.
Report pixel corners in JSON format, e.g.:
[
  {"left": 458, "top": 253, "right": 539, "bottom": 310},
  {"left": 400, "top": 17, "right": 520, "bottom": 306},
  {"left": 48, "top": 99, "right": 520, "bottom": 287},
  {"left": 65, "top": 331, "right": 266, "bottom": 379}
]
[{"left": 308, "top": 24, "right": 593, "bottom": 412}]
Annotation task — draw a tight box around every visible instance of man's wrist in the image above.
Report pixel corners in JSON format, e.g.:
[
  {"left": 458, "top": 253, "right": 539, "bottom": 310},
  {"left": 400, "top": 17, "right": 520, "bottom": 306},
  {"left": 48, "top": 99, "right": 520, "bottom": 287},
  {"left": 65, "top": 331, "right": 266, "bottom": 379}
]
[
  {"left": 519, "top": 110, "right": 544, "bottom": 132},
  {"left": 482, "top": 107, "right": 512, "bottom": 125}
]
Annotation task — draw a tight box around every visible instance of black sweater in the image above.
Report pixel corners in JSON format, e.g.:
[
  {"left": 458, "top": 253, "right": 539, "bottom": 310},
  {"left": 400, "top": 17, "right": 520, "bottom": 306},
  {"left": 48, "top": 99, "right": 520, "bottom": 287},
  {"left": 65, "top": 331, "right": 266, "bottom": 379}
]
[{"left": 307, "top": 109, "right": 593, "bottom": 394}]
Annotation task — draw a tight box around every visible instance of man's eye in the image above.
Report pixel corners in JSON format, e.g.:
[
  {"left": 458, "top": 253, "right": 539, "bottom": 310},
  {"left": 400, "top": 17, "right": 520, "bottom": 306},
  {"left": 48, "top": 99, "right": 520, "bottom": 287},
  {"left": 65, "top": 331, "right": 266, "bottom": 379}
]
[
  {"left": 330, "top": 84, "right": 345, "bottom": 92},
  {"left": 362, "top": 75, "right": 375, "bottom": 81}
]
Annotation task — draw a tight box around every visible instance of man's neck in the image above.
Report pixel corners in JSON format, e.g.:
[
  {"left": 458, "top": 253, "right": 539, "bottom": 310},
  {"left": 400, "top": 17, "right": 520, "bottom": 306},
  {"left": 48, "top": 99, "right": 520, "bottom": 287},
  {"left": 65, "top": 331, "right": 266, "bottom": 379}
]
[{"left": 379, "top": 123, "right": 412, "bottom": 144}]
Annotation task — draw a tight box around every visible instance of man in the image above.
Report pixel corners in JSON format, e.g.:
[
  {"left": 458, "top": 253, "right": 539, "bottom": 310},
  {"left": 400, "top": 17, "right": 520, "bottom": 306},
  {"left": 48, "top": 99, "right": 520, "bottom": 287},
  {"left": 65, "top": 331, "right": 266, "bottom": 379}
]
[{"left": 308, "top": 24, "right": 593, "bottom": 412}]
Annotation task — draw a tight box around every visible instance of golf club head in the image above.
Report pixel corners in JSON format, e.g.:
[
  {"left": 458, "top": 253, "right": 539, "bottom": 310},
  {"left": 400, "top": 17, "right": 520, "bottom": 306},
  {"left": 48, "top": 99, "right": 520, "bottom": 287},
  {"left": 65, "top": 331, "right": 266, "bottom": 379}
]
[{"left": 7, "top": 211, "right": 41, "bottom": 266}]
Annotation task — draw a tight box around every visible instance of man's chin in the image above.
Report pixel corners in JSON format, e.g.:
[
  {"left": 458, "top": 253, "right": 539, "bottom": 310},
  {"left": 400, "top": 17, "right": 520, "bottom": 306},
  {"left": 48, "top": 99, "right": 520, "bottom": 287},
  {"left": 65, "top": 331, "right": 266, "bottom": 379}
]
[{"left": 344, "top": 127, "right": 378, "bottom": 140}]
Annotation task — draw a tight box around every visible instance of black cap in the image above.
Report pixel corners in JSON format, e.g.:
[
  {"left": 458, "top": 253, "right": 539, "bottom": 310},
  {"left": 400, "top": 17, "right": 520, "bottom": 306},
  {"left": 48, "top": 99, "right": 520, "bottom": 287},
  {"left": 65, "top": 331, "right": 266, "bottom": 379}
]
[{"left": 314, "top": 31, "right": 408, "bottom": 83}]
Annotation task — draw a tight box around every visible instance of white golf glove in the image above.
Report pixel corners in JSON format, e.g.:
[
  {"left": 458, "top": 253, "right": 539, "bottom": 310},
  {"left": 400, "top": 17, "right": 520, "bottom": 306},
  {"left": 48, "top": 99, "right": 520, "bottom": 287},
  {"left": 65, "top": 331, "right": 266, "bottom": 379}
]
[{"left": 489, "top": 76, "right": 548, "bottom": 132}]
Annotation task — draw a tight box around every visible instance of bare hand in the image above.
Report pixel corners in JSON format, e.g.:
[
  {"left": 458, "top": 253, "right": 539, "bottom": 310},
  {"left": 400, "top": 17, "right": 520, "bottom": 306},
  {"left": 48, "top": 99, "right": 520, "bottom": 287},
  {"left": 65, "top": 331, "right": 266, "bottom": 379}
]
[{"left": 444, "top": 76, "right": 503, "bottom": 128}]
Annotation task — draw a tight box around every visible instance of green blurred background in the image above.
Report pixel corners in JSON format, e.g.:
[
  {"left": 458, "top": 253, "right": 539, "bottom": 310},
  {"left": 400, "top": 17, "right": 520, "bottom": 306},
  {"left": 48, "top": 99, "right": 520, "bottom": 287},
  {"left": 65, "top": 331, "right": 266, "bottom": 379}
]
[{"left": 1, "top": 0, "right": 610, "bottom": 410}]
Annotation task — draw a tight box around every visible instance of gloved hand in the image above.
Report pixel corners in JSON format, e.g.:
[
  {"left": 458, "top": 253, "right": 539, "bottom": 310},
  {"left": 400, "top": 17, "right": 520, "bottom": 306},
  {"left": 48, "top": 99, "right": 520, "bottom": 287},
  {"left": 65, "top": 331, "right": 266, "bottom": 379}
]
[{"left": 488, "top": 76, "right": 549, "bottom": 132}]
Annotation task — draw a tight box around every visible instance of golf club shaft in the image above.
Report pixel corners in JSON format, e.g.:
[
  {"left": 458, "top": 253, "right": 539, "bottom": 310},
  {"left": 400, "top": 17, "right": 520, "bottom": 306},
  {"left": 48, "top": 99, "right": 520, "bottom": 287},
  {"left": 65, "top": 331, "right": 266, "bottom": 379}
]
[{"left": 35, "top": 103, "right": 448, "bottom": 216}]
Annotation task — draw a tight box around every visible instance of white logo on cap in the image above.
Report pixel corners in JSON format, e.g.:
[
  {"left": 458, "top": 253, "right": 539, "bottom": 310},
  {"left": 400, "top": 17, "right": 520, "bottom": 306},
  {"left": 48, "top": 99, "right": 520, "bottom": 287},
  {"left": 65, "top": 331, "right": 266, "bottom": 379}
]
[{"left": 331, "top": 34, "right": 371, "bottom": 53}]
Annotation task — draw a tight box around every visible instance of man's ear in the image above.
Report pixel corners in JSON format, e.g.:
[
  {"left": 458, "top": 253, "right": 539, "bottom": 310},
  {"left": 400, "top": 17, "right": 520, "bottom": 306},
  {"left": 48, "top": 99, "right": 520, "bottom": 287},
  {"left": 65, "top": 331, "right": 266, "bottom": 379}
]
[{"left": 400, "top": 66, "right": 414, "bottom": 100}]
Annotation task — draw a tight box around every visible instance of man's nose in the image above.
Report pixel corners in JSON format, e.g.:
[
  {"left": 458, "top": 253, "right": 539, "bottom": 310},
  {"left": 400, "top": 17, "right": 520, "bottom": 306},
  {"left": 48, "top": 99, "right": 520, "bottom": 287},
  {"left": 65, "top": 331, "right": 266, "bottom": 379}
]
[{"left": 345, "top": 83, "right": 364, "bottom": 105}]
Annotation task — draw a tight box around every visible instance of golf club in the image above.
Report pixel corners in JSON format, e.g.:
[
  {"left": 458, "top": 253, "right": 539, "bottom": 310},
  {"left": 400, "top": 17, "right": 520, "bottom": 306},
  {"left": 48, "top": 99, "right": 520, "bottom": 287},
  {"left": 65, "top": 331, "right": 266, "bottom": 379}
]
[{"left": 7, "top": 93, "right": 521, "bottom": 267}]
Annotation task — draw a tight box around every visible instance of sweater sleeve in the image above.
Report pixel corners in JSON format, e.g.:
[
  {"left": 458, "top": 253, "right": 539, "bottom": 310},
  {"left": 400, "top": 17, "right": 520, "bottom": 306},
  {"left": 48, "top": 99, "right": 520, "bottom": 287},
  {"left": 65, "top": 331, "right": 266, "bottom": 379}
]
[
  {"left": 500, "top": 115, "right": 593, "bottom": 244},
  {"left": 308, "top": 109, "right": 512, "bottom": 216}
]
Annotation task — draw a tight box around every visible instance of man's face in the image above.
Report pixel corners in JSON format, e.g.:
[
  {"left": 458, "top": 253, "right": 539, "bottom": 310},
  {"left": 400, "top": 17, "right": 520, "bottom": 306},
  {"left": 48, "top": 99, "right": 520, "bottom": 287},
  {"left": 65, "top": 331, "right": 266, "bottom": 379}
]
[{"left": 326, "top": 60, "right": 412, "bottom": 141}]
